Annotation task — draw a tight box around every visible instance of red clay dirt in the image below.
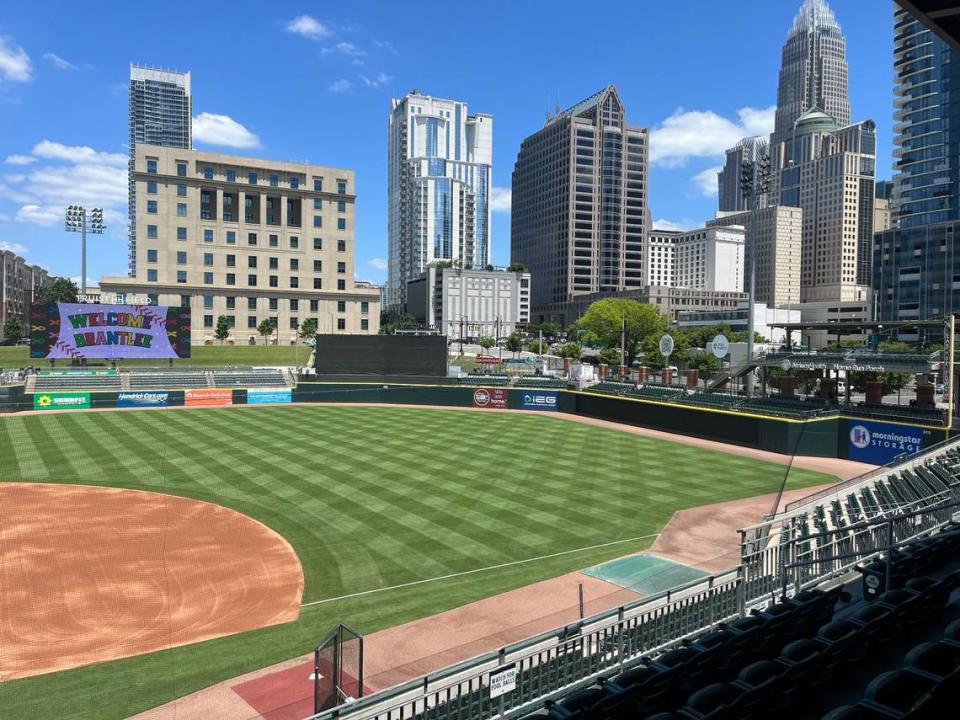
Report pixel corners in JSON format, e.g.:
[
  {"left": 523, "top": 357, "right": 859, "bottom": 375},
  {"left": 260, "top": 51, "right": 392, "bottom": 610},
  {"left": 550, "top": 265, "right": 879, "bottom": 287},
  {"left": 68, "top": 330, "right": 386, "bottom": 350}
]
[{"left": 0, "top": 482, "right": 303, "bottom": 681}]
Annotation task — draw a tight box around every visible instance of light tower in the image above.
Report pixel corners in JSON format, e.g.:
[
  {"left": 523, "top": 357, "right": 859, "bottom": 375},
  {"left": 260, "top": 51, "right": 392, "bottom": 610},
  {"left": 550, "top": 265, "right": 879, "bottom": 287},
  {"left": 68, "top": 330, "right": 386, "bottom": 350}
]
[
  {"left": 64, "top": 206, "right": 105, "bottom": 296},
  {"left": 740, "top": 155, "right": 771, "bottom": 396}
]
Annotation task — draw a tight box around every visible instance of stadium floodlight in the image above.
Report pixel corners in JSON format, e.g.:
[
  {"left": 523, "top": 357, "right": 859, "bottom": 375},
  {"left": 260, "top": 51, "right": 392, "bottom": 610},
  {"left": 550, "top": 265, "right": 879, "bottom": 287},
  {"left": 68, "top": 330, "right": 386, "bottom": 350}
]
[
  {"left": 64, "top": 205, "right": 106, "bottom": 295},
  {"left": 739, "top": 157, "right": 772, "bottom": 397}
]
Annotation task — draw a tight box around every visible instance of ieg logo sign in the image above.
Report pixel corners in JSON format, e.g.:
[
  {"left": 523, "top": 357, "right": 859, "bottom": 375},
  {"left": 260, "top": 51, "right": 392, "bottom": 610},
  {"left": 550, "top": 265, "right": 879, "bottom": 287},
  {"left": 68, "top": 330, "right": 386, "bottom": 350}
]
[
  {"left": 848, "top": 419, "right": 926, "bottom": 464},
  {"left": 521, "top": 392, "right": 558, "bottom": 411}
]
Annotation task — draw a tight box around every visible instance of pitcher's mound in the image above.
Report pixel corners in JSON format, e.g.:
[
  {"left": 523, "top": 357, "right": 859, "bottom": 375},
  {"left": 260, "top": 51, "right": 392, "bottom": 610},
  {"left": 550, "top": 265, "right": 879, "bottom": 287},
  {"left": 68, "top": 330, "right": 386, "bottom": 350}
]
[{"left": 0, "top": 483, "right": 303, "bottom": 681}]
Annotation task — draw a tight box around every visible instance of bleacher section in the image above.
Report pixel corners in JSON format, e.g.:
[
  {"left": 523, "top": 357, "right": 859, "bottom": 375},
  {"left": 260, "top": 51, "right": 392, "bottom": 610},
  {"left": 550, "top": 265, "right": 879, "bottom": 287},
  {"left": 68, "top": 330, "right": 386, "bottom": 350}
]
[
  {"left": 517, "top": 377, "right": 568, "bottom": 389},
  {"left": 212, "top": 369, "right": 287, "bottom": 387},
  {"left": 740, "top": 396, "right": 826, "bottom": 418},
  {"left": 458, "top": 375, "right": 512, "bottom": 386},
  {"left": 33, "top": 374, "right": 121, "bottom": 392},
  {"left": 626, "top": 385, "right": 686, "bottom": 402},
  {"left": 128, "top": 371, "right": 208, "bottom": 389}
]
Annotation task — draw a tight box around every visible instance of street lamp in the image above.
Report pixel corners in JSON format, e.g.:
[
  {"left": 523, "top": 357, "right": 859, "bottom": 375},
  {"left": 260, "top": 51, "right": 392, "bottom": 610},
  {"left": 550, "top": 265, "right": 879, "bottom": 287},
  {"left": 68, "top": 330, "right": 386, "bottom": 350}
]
[
  {"left": 739, "top": 149, "right": 771, "bottom": 397},
  {"left": 64, "top": 206, "right": 105, "bottom": 296}
]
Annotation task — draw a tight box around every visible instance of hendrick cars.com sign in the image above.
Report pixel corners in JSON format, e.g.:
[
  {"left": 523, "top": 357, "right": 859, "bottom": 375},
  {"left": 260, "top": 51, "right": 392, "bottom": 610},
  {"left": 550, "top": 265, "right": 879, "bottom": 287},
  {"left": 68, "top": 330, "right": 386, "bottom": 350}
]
[{"left": 472, "top": 387, "right": 508, "bottom": 409}]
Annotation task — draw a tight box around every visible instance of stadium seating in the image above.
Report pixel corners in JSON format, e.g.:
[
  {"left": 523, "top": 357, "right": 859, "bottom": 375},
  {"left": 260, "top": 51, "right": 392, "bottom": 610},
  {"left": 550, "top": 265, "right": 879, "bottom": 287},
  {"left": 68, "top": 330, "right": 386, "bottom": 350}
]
[
  {"left": 626, "top": 385, "right": 686, "bottom": 402},
  {"left": 682, "top": 392, "right": 743, "bottom": 410},
  {"left": 517, "top": 377, "right": 568, "bottom": 389},
  {"left": 212, "top": 369, "right": 287, "bottom": 387},
  {"left": 587, "top": 381, "right": 635, "bottom": 396},
  {"left": 129, "top": 371, "right": 208, "bottom": 389},
  {"left": 33, "top": 374, "right": 121, "bottom": 391},
  {"left": 459, "top": 375, "right": 511, "bottom": 386}
]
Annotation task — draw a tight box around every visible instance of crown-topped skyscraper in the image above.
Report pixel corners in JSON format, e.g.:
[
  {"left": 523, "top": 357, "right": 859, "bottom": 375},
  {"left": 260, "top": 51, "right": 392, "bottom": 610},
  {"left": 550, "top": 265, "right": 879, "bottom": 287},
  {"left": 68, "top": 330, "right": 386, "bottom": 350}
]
[{"left": 772, "top": 0, "right": 850, "bottom": 148}]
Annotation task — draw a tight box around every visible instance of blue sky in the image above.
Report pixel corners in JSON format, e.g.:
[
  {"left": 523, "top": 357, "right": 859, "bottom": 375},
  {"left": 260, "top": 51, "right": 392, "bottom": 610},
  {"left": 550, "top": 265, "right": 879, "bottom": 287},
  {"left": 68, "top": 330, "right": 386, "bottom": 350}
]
[{"left": 0, "top": 1, "right": 892, "bottom": 286}]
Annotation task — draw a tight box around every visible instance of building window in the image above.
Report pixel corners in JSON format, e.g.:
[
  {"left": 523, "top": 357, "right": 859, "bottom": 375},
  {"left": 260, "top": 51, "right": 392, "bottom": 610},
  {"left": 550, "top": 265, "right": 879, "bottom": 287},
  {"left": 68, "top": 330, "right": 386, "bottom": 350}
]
[
  {"left": 203, "top": 295, "right": 214, "bottom": 310},
  {"left": 337, "top": 318, "right": 346, "bottom": 330},
  {"left": 313, "top": 278, "right": 322, "bottom": 289},
  {"left": 203, "top": 167, "right": 214, "bottom": 180},
  {"left": 286, "top": 299, "right": 297, "bottom": 312},
  {"left": 177, "top": 271, "right": 187, "bottom": 284},
  {"left": 337, "top": 200, "right": 346, "bottom": 213},
  {"left": 226, "top": 296, "right": 236, "bottom": 310},
  {"left": 290, "top": 277, "right": 299, "bottom": 288},
  {"left": 313, "top": 216, "right": 322, "bottom": 228},
  {"left": 310, "top": 299, "right": 318, "bottom": 312},
  {"left": 290, "top": 258, "right": 299, "bottom": 271},
  {"left": 204, "top": 315, "right": 213, "bottom": 328},
  {"left": 248, "top": 256, "right": 257, "bottom": 268},
  {"left": 269, "top": 174, "right": 279, "bottom": 187},
  {"left": 289, "top": 236, "right": 299, "bottom": 249},
  {"left": 226, "top": 254, "right": 236, "bottom": 268},
  {"left": 147, "top": 269, "right": 158, "bottom": 282},
  {"left": 313, "top": 260, "right": 322, "bottom": 272},
  {"left": 361, "top": 319, "right": 369, "bottom": 331},
  {"left": 269, "top": 257, "right": 278, "bottom": 270},
  {"left": 146, "top": 180, "right": 157, "bottom": 194},
  {"left": 146, "top": 159, "right": 158, "bottom": 174},
  {"left": 361, "top": 301, "right": 369, "bottom": 314},
  {"left": 226, "top": 315, "right": 235, "bottom": 328},
  {"left": 147, "top": 249, "right": 158, "bottom": 263},
  {"left": 313, "top": 237, "right": 322, "bottom": 250},
  {"left": 204, "top": 229, "right": 214, "bottom": 243},
  {"left": 269, "top": 298, "right": 278, "bottom": 311},
  {"left": 248, "top": 316, "right": 257, "bottom": 329},
  {"left": 269, "top": 275, "right": 278, "bottom": 287},
  {"left": 176, "top": 251, "right": 187, "bottom": 265},
  {"left": 337, "top": 279, "right": 346, "bottom": 290},
  {"left": 177, "top": 162, "right": 187, "bottom": 177},
  {"left": 337, "top": 218, "right": 346, "bottom": 231},
  {"left": 147, "top": 225, "right": 158, "bottom": 239},
  {"left": 226, "top": 273, "right": 236, "bottom": 286},
  {"left": 248, "top": 172, "right": 258, "bottom": 185},
  {"left": 290, "top": 177, "right": 300, "bottom": 189},
  {"left": 148, "top": 293, "right": 159, "bottom": 305},
  {"left": 177, "top": 183, "right": 187, "bottom": 197},
  {"left": 337, "top": 300, "right": 346, "bottom": 313},
  {"left": 180, "top": 296, "right": 191, "bottom": 309},
  {"left": 248, "top": 274, "right": 257, "bottom": 286},
  {"left": 269, "top": 234, "right": 279, "bottom": 248},
  {"left": 289, "top": 317, "right": 298, "bottom": 330},
  {"left": 204, "top": 272, "right": 213, "bottom": 284},
  {"left": 203, "top": 253, "right": 214, "bottom": 266},
  {"left": 227, "top": 169, "right": 237, "bottom": 182},
  {"left": 176, "top": 203, "right": 187, "bottom": 217},
  {"left": 226, "top": 230, "right": 236, "bottom": 244},
  {"left": 313, "top": 178, "right": 322, "bottom": 191},
  {"left": 147, "top": 200, "right": 157, "bottom": 214},
  {"left": 313, "top": 198, "right": 322, "bottom": 210},
  {"left": 337, "top": 239, "right": 346, "bottom": 252},
  {"left": 177, "top": 227, "right": 187, "bottom": 241},
  {"left": 337, "top": 180, "right": 347, "bottom": 195},
  {"left": 248, "top": 233, "right": 257, "bottom": 246},
  {"left": 337, "top": 262, "right": 346, "bottom": 274},
  {"left": 247, "top": 297, "right": 257, "bottom": 310}
]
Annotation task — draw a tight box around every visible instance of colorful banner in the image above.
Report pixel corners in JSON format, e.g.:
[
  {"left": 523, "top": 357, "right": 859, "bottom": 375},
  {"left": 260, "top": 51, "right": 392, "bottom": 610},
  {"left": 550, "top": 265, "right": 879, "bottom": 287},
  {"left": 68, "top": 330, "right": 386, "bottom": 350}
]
[
  {"left": 472, "top": 388, "right": 508, "bottom": 409},
  {"left": 33, "top": 392, "right": 90, "bottom": 411},
  {"left": 520, "top": 391, "right": 558, "bottom": 411},
  {"left": 30, "top": 302, "right": 191, "bottom": 360},
  {"left": 117, "top": 391, "right": 169, "bottom": 408},
  {"left": 246, "top": 388, "right": 292, "bottom": 405},
  {"left": 848, "top": 420, "right": 926, "bottom": 465},
  {"left": 184, "top": 388, "right": 233, "bottom": 407}
]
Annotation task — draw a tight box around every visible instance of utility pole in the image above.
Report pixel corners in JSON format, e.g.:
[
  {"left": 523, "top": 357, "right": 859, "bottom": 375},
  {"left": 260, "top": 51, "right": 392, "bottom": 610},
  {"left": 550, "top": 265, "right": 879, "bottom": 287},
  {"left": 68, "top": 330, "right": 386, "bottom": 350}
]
[{"left": 620, "top": 310, "right": 626, "bottom": 379}]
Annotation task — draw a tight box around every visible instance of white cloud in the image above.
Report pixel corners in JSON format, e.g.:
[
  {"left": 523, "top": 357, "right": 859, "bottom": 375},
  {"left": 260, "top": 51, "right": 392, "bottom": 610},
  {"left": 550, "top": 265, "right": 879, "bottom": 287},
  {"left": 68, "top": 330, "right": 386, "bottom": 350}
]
[
  {"left": 334, "top": 42, "right": 366, "bottom": 57},
  {"left": 691, "top": 166, "right": 723, "bottom": 198},
  {"left": 42, "top": 53, "right": 76, "bottom": 71},
  {"left": 192, "top": 113, "right": 260, "bottom": 148},
  {"left": 649, "top": 105, "right": 775, "bottom": 167},
  {"left": 15, "top": 204, "right": 61, "bottom": 226},
  {"left": 285, "top": 15, "right": 331, "bottom": 40},
  {"left": 359, "top": 72, "right": 392, "bottom": 89},
  {"left": 368, "top": 257, "right": 387, "bottom": 270},
  {"left": 652, "top": 218, "right": 699, "bottom": 232},
  {"left": 5, "top": 154, "right": 35, "bottom": 165},
  {"left": 373, "top": 39, "right": 398, "bottom": 56},
  {"left": 0, "top": 241, "right": 27, "bottom": 254},
  {"left": 32, "top": 140, "right": 126, "bottom": 167},
  {"left": 329, "top": 79, "right": 351, "bottom": 93},
  {"left": 0, "top": 36, "right": 31, "bottom": 83},
  {"left": 491, "top": 186, "right": 511, "bottom": 213}
]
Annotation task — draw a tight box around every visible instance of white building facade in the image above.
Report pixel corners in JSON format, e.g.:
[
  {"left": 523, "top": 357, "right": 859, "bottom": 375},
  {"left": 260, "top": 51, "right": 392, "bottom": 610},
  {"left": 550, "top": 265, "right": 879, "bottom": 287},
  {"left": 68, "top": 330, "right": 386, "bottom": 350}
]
[
  {"left": 646, "top": 226, "right": 745, "bottom": 293},
  {"left": 388, "top": 91, "right": 493, "bottom": 310}
]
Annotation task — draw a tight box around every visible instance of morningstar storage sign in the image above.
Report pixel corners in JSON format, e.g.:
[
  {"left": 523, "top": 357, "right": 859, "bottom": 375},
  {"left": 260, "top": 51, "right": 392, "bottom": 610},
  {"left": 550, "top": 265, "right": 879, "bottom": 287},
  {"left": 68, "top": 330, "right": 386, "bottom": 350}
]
[{"left": 33, "top": 392, "right": 91, "bottom": 410}]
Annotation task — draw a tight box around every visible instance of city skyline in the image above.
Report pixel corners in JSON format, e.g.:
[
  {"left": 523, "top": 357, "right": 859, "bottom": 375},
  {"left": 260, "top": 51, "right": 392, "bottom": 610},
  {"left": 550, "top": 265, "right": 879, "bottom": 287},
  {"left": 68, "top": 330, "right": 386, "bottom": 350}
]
[{"left": 0, "top": 1, "right": 892, "bottom": 288}]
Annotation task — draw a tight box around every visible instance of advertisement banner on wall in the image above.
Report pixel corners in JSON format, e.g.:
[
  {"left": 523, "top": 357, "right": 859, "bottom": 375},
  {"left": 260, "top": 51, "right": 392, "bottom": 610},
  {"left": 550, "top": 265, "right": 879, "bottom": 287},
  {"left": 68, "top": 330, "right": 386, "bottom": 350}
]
[
  {"left": 520, "top": 391, "right": 559, "bottom": 411},
  {"left": 33, "top": 392, "right": 91, "bottom": 410},
  {"left": 184, "top": 388, "right": 233, "bottom": 407},
  {"left": 247, "top": 388, "right": 292, "bottom": 405},
  {"left": 117, "top": 391, "right": 169, "bottom": 408},
  {"left": 847, "top": 419, "right": 927, "bottom": 465},
  {"left": 472, "top": 387, "right": 508, "bottom": 409}
]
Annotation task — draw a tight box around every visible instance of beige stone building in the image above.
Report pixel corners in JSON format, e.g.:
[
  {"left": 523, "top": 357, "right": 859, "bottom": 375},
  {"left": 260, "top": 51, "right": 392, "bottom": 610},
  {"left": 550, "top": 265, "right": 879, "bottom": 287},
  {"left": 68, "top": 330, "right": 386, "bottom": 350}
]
[
  {"left": 101, "top": 146, "right": 380, "bottom": 345},
  {"left": 709, "top": 206, "right": 802, "bottom": 309},
  {"left": 1, "top": 249, "right": 50, "bottom": 339}
]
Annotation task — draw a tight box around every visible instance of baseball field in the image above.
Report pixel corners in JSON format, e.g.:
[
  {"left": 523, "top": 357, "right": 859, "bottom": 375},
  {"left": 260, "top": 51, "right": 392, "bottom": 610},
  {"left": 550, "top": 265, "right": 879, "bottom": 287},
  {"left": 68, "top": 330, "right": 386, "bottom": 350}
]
[{"left": 0, "top": 404, "right": 837, "bottom": 719}]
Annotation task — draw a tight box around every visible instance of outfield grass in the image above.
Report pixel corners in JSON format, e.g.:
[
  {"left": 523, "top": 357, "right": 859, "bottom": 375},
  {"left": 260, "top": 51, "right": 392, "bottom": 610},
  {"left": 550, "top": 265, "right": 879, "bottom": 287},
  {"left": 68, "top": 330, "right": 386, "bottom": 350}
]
[
  {"left": 0, "top": 344, "right": 311, "bottom": 368},
  {"left": 0, "top": 406, "right": 835, "bottom": 719}
]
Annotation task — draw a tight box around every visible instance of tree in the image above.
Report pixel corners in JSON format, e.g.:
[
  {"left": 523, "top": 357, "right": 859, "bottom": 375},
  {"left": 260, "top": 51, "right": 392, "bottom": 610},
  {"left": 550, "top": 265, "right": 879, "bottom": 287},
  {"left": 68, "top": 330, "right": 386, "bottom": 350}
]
[
  {"left": 38, "top": 277, "right": 79, "bottom": 304},
  {"left": 575, "top": 298, "right": 666, "bottom": 366},
  {"left": 507, "top": 262, "right": 528, "bottom": 273},
  {"left": 3, "top": 315, "right": 24, "bottom": 342},
  {"left": 379, "top": 312, "right": 418, "bottom": 334},
  {"left": 597, "top": 347, "right": 622, "bottom": 366},
  {"left": 688, "top": 351, "right": 720, "bottom": 375},
  {"left": 528, "top": 338, "right": 549, "bottom": 355},
  {"left": 557, "top": 342, "right": 583, "bottom": 361},
  {"left": 214, "top": 315, "right": 230, "bottom": 344},
  {"left": 505, "top": 333, "right": 523, "bottom": 358},
  {"left": 478, "top": 335, "right": 495, "bottom": 352},
  {"left": 299, "top": 317, "right": 318, "bottom": 341},
  {"left": 257, "top": 319, "right": 275, "bottom": 344}
]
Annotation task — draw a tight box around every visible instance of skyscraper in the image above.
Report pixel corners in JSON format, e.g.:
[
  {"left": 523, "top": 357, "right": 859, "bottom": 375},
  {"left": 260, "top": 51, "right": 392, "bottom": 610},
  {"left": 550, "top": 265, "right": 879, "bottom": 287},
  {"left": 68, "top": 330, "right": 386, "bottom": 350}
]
[
  {"left": 772, "top": 0, "right": 850, "bottom": 148},
  {"left": 718, "top": 136, "right": 768, "bottom": 213},
  {"left": 128, "top": 65, "right": 192, "bottom": 276},
  {"left": 511, "top": 85, "right": 648, "bottom": 323},
  {"left": 387, "top": 91, "right": 492, "bottom": 309},
  {"left": 873, "top": 7, "right": 960, "bottom": 326}
]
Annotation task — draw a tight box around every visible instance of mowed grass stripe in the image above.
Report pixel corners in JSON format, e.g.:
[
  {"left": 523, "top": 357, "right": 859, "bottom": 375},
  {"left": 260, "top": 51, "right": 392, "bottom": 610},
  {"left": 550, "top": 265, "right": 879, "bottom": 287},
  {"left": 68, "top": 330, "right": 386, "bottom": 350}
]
[{"left": 0, "top": 405, "right": 837, "bottom": 720}]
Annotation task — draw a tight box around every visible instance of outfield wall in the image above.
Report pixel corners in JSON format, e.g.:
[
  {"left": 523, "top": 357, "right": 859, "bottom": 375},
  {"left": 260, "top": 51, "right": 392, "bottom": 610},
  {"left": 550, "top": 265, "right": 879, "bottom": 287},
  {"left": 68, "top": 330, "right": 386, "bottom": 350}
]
[{"left": 0, "top": 381, "right": 950, "bottom": 460}]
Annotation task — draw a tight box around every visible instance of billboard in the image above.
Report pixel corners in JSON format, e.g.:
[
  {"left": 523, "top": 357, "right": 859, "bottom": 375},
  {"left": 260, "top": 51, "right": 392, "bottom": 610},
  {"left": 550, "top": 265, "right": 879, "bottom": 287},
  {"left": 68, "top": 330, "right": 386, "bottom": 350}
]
[
  {"left": 247, "top": 388, "right": 292, "bottom": 405},
  {"left": 33, "top": 392, "right": 90, "bottom": 410},
  {"left": 184, "top": 388, "right": 233, "bottom": 407},
  {"left": 313, "top": 334, "right": 446, "bottom": 376},
  {"left": 520, "top": 391, "right": 559, "bottom": 411},
  {"left": 117, "top": 391, "right": 169, "bottom": 408},
  {"left": 30, "top": 302, "right": 191, "bottom": 360},
  {"left": 472, "top": 388, "right": 508, "bottom": 409},
  {"left": 847, "top": 420, "right": 926, "bottom": 465}
]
